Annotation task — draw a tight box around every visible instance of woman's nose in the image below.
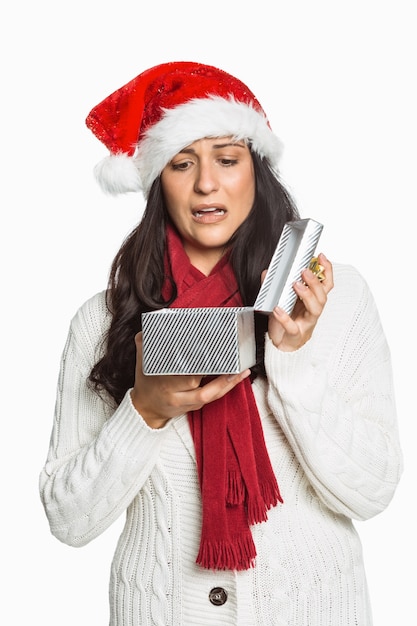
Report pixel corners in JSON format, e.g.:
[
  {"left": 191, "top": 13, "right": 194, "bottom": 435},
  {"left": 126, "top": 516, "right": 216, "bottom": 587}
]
[{"left": 193, "top": 163, "right": 219, "bottom": 194}]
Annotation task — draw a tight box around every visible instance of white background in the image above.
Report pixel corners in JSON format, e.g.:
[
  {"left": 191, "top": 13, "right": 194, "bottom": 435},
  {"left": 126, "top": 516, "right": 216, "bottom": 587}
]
[{"left": 2, "top": 1, "right": 415, "bottom": 624}]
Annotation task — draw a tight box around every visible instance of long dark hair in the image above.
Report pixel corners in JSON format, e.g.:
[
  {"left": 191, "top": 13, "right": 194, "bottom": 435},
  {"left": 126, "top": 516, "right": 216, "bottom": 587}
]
[{"left": 88, "top": 151, "right": 299, "bottom": 405}]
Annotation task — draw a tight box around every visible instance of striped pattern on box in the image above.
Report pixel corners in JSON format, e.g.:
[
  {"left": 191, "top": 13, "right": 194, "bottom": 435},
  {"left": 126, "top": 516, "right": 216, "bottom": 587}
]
[
  {"left": 142, "top": 306, "right": 255, "bottom": 375},
  {"left": 254, "top": 218, "right": 323, "bottom": 314}
]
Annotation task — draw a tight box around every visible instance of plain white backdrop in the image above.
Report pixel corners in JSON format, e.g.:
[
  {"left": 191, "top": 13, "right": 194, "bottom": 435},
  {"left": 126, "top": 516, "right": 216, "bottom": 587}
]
[{"left": 2, "top": 1, "right": 415, "bottom": 624}]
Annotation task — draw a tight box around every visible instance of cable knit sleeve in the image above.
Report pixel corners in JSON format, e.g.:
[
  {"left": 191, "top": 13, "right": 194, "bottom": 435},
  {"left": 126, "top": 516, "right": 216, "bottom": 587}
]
[
  {"left": 264, "top": 264, "right": 403, "bottom": 521},
  {"left": 39, "top": 292, "right": 172, "bottom": 547}
]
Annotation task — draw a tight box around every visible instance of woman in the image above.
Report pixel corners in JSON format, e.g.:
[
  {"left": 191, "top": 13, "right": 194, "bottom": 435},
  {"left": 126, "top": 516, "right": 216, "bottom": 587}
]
[{"left": 39, "top": 61, "right": 403, "bottom": 625}]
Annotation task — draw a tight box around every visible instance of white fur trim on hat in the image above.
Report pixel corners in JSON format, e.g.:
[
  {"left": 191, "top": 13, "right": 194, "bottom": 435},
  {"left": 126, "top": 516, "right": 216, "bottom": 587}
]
[{"left": 136, "top": 96, "right": 283, "bottom": 197}]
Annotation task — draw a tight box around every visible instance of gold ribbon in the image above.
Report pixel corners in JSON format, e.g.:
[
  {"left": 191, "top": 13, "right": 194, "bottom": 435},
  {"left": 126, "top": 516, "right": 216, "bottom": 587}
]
[{"left": 309, "top": 257, "right": 325, "bottom": 281}]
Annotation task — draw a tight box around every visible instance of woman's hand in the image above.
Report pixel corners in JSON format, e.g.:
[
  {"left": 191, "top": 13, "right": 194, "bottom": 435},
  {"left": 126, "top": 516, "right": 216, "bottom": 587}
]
[
  {"left": 130, "top": 332, "right": 251, "bottom": 429},
  {"left": 266, "top": 253, "right": 334, "bottom": 352}
]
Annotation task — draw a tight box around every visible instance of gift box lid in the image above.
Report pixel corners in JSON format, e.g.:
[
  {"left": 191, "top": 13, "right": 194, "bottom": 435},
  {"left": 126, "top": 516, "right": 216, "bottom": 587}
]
[{"left": 254, "top": 218, "right": 323, "bottom": 314}]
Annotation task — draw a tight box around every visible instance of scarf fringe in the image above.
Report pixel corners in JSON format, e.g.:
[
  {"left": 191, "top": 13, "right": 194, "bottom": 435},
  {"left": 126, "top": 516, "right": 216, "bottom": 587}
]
[
  {"left": 196, "top": 535, "right": 257, "bottom": 571},
  {"left": 226, "top": 479, "right": 284, "bottom": 526},
  {"left": 227, "top": 470, "right": 246, "bottom": 505},
  {"left": 260, "top": 481, "right": 284, "bottom": 508},
  {"left": 246, "top": 480, "right": 284, "bottom": 525},
  {"left": 246, "top": 493, "right": 269, "bottom": 526}
]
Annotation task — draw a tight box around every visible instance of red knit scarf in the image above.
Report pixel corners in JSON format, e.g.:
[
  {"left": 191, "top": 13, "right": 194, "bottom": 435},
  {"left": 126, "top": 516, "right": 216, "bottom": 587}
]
[{"left": 162, "top": 224, "right": 282, "bottom": 570}]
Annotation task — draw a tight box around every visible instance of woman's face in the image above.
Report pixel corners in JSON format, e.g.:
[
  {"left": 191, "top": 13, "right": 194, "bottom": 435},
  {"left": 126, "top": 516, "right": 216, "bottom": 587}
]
[{"left": 161, "top": 137, "right": 255, "bottom": 275}]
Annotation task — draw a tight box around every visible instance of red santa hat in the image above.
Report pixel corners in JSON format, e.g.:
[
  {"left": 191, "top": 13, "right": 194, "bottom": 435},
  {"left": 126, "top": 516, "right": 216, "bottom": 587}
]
[{"left": 86, "top": 61, "right": 284, "bottom": 197}]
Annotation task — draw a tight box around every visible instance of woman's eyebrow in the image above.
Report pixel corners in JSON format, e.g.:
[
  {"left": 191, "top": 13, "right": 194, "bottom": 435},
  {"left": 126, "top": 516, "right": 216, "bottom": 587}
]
[
  {"left": 212, "top": 141, "right": 246, "bottom": 149},
  {"left": 179, "top": 141, "right": 246, "bottom": 154}
]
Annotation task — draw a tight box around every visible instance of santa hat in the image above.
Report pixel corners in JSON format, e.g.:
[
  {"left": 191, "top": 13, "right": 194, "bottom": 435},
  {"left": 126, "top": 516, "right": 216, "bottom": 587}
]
[{"left": 86, "top": 61, "right": 284, "bottom": 197}]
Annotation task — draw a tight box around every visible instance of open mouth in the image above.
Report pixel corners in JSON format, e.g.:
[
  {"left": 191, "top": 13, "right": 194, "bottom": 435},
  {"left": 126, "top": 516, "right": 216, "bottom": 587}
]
[{"left": 192, "top": 207, "right": 226, "bottom": 218}]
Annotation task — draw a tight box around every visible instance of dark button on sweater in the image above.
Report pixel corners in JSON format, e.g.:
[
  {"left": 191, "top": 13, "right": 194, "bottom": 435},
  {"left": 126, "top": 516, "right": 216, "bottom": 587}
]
[{"left": 209, "top": 587, "right": 228, "bottom": 606}]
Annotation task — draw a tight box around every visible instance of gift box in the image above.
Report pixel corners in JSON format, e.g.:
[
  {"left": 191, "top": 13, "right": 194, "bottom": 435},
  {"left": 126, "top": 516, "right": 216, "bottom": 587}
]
[
  {"left": 254, "top": 218, "right": 323, "bottom": 314},
  {"left": 142, "top": 218, "right": 323, "bottom": 375},
  {"left": 142, "top": 307, "right": 255, "bottom": 375}
]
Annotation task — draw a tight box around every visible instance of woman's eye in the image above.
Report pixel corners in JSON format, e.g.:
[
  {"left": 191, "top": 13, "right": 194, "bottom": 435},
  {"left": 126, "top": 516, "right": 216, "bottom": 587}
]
[
  {"left": 171, "top": 161, "right": 191, "bottom": 171},
  {"left": 219, "top": 158, "right": 238, "bottom": 166}
]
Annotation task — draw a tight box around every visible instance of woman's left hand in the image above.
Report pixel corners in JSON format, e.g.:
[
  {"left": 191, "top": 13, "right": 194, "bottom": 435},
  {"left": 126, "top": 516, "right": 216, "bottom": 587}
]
[{"left": 266, "top": 253, "right": 334, "bottom": 352}]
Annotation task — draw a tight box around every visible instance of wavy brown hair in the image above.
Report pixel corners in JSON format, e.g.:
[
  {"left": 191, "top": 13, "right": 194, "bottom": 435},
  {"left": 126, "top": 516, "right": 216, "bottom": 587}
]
[{"left": 88, "top": 152, "right": 299, "bottom": 405}]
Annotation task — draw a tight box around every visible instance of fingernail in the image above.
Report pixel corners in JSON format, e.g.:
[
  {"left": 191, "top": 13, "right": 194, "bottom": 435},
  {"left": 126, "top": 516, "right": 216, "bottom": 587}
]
[
  {"left": 296, "top": 281, "right": 308, "bottom": 290},
  {"left": 273, "top": 306, "right": 285, "bottom": 316}
]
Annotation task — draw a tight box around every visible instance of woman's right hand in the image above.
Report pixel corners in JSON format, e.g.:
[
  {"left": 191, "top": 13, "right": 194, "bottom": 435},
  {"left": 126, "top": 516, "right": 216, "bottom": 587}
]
[{"left": 130, "top": 332, "right": 251, "bottom": 429}]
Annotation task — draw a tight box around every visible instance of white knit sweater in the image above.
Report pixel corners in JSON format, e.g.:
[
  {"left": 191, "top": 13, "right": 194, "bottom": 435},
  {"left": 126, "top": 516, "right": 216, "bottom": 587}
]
[{"left": 39, "top": 263, "right": 403, "bottom": 626}]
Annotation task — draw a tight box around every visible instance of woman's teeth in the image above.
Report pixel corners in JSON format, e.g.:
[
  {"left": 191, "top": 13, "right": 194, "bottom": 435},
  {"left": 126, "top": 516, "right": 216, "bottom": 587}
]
[{"left": 194, "top": 207, "right": 225, "bottom": 217}]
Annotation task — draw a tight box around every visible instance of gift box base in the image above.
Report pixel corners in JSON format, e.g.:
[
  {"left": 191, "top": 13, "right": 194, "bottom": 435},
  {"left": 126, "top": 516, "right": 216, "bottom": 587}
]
[{"left": 142, "top": 307, "right": 255, "bottom": 375}]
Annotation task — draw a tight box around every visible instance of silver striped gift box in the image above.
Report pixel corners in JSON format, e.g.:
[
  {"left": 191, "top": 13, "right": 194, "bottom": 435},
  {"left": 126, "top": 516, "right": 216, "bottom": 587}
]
[
  {"left": 254, "top": 218, "right": 323, "bottom": 314},
  {"left": 142, "top": 307, "right": 255, "bottom": 375},
  {"left": 141, "top": 218, "right": 323, "bottom": 375}
]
